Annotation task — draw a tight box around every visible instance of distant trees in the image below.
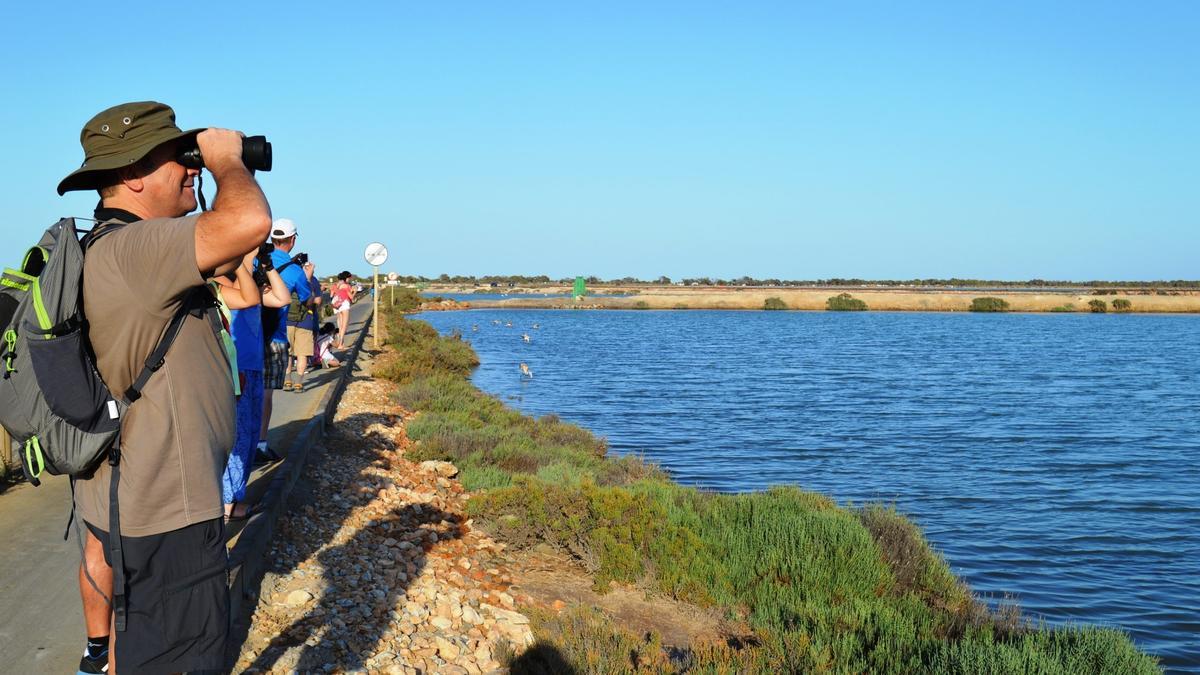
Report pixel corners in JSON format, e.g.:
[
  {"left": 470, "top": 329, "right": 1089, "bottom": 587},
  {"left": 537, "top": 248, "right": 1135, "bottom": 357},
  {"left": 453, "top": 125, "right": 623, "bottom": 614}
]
[{"left": 395, "top": 274, "right": 1199, "bottom": 290}]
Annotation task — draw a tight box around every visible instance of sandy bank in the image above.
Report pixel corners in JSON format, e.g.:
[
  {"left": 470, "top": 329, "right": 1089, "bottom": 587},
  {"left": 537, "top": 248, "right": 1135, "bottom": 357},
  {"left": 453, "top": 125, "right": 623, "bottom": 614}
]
[{"left": 453, "top": 287, "right": 1200, "bottom": 313}]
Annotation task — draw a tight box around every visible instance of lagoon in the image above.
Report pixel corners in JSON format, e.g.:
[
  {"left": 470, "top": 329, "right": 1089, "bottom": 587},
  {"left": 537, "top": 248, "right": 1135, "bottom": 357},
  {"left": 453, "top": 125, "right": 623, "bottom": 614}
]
[{"left": 417, "top": 309, "right": 1200, "bottom": 671}]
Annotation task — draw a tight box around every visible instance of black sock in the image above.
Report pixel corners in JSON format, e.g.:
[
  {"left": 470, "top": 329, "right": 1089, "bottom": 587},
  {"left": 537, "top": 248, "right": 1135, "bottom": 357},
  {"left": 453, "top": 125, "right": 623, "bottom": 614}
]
[{"left": 86, "top": 636, "right": 109, "bottom": 659}]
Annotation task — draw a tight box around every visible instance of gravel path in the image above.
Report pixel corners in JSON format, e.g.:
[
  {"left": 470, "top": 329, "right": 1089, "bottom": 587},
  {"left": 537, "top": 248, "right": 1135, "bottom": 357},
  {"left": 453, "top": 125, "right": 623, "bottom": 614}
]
[{"left": 232, "top": 373, "right": 534, "bottom": 674}]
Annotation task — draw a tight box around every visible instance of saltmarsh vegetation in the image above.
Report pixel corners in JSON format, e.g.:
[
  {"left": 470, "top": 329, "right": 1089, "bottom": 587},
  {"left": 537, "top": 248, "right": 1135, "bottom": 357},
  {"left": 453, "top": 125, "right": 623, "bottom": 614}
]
[
  {"left": 763, "top": 297, "right": 788, "bottom": 310},
  {"left": 1089, "top": 299, "right": 1109, "bottom": 313},
  {"left": 826, "top": 292, "right": 868, "bottom": 311},
  {"left": 1112, "top": 298, "right": 1133, "bottom": 312},
  {"left": 379, "top": 305, "right": 1157, "bottom": 673},
  {"left": 969, "top": 297, "right": 1010, "bottom": 312}
]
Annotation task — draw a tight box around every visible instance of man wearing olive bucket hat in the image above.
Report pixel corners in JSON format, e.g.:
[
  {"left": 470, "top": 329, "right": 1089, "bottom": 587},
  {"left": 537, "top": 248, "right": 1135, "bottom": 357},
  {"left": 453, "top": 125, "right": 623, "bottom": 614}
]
[{"left": 60, "top": 101, "right": 271, "bottom": 674}]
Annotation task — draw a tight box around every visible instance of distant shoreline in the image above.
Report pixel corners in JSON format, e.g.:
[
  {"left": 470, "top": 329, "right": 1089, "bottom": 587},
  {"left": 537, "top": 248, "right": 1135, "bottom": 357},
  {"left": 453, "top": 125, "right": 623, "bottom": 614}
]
[{"left": 419, "top": 285, "right": 1200, "bottom": 313}]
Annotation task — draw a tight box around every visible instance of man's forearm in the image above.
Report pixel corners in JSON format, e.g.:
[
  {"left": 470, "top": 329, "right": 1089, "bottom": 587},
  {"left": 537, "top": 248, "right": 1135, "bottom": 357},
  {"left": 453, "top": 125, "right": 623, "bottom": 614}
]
[
  {"left": 212, "top": 166, "right": 270, "bottom": 225},
  {"left": 196, "top": 165, "right": 272, "bottom": 274}
]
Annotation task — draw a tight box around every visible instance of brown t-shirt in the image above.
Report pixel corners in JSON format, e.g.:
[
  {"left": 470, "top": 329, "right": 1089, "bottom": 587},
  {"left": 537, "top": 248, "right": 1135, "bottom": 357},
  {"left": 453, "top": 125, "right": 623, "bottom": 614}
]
[{"left": 77, "top": 215, "right": 235, "bottom": 537}]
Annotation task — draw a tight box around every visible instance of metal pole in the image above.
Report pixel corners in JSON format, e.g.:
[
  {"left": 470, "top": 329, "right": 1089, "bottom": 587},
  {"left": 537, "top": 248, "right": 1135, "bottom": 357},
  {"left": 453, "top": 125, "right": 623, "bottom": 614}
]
[{"left": 373, "top": 265, "right": 380, "bottom": 351}]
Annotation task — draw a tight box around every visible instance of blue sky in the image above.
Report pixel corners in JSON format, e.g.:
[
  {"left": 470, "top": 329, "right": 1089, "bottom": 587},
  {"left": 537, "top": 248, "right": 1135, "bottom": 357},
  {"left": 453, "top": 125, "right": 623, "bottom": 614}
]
[{"left": 1, "top": 1, "right": 1196, "bottom": 281}]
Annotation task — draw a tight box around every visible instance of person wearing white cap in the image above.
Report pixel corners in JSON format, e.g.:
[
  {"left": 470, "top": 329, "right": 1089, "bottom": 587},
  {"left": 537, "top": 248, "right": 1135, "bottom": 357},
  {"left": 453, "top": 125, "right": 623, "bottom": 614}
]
[{"left": 256, "top": 218, "right": 314, "bottom": 462}]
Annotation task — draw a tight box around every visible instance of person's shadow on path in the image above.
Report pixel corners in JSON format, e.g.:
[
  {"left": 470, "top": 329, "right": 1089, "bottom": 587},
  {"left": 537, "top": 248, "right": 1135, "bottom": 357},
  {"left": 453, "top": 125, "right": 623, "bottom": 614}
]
[
  {"left": 233, "top": 409, "right": 464, "bottom": 672},
  {"left": 247, "top": 502, "right": 463, "bottom": 671}
]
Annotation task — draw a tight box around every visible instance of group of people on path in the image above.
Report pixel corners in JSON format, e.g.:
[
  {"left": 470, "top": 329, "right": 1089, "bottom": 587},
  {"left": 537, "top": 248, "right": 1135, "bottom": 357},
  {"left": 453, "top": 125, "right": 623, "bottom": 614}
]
[{"left": 48, "top": 100, "right": 357, "bottom": 674}]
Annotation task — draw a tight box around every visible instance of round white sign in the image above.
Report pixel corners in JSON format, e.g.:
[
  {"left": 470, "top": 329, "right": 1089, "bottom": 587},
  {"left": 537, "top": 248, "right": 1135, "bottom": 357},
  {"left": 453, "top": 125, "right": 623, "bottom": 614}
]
[
  {"left": 364, "top": 242, "right": 389, "bottom": 266},
  {"left": 387, "top": 272, "right": 399, "bottom": 281}
]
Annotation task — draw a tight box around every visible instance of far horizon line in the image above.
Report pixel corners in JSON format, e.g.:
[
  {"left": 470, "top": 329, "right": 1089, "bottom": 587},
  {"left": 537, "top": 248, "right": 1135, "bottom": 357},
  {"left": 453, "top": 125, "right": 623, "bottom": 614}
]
[{"left": 345, "top": 274, "right": 1200, "bottom": 289}]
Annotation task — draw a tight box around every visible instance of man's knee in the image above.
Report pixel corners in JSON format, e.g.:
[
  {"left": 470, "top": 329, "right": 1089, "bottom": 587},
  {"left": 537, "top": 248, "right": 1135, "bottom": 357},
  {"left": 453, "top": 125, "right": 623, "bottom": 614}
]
[{"left": 83, "top": 527, "right": 112, "bottom": 576}]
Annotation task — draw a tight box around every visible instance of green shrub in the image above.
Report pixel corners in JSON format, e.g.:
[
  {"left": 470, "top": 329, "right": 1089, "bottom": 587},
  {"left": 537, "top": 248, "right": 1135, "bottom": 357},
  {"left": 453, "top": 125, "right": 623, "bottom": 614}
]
[
  {"left": 1112, "top": 298, "right": 1132, "bottom": 312},
  {"left": 1088, "top": 299, "right": 1108, "bottom": 313},
  {"left": 826, "top": 293, "right": 868, "bottom": 311},
  {"left": 386, "top": 286, "right": 423, "bottom": 311},
  {"left": 763, "top": 297, "right": 788, "bottom": 310},
  {"left": 633, "top": 300, "right": 650, "bottom": 310},
  {"left": 969, "top": 297, "right": 1010, "bottom": 312},
  {"left": 1049, "top": 303, "right": 1075, "bottom": 313}
]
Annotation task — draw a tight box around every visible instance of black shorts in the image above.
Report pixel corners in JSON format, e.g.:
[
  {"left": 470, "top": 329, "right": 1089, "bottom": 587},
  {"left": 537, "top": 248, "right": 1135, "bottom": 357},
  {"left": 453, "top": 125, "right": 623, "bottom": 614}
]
[{"left": 85, "top": 518, "right": 229, "bottom": 674}]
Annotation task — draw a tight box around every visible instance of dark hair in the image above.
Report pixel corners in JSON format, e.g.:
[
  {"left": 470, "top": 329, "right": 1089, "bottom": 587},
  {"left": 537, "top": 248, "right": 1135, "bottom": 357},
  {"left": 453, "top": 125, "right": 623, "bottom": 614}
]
[
  {"left": 337, "top": 271, "right": 352, "bottom": 281},
  {"left": 320, "top": 322, "right": 337, "bottom": 335}
]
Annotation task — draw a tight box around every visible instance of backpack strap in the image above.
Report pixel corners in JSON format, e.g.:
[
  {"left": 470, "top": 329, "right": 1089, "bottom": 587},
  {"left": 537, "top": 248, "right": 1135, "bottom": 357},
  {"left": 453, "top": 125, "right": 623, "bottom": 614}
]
[
  {"left": 80, "top": 220, "right": 126, "bottom": 251},
  {"left": 123, "top": 291, "right": 198, "bottom": 403},
  {"left": 108, "top": 442, "right": 127, "bottom": 631}
]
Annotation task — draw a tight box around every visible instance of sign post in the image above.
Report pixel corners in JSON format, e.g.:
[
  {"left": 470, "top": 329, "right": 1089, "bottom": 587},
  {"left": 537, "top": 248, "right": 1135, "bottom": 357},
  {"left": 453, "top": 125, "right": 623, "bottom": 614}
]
[
  {"left": 364, "top": 242, "right": 389, "bottom": 350},
  {"left": 388, "top": 271, "right": 399, "bottom": 305}
]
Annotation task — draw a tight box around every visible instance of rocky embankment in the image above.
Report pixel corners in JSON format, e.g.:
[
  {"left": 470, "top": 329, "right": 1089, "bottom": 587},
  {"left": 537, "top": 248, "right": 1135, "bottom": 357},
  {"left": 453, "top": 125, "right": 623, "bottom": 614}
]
[{"left": 233, "top": 374, "right": 534, "bottom": 674}]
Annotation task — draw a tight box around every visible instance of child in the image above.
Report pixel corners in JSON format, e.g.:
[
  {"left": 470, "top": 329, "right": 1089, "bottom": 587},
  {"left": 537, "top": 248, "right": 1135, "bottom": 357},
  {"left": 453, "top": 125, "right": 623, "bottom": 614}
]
[{"left": 314, "top": 322, "right": 342, "bottom": 369}]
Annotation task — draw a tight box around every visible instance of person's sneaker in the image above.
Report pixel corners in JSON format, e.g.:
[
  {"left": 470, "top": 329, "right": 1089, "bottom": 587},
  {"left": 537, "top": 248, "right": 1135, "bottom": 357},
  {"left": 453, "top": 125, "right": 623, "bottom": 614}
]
[{"left": 78, "top": 650, "right": 109, "bottom": 674}]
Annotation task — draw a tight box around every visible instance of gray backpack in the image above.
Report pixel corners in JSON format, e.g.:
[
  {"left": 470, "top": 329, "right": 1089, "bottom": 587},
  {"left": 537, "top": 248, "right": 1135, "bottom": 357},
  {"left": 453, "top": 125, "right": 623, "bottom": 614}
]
[
  {"left": 0, "top": 217, "right": 208, "bottom": 631},
  {"left": 1, "top": 219, "right": 125, "bottom": 482}
]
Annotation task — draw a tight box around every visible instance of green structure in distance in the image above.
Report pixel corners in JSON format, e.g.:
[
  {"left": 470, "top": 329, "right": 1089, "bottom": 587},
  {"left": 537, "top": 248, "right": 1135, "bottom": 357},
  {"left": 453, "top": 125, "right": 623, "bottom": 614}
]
[{"left": 573, "top": 276, "right": 586, "bottom": 300}]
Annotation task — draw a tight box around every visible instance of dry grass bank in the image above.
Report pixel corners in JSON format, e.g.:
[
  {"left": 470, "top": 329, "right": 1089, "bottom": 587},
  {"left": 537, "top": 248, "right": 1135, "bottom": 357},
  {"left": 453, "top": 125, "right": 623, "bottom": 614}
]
[{"left": 462, "top": 287, "right": 1200, "bottom": 313}]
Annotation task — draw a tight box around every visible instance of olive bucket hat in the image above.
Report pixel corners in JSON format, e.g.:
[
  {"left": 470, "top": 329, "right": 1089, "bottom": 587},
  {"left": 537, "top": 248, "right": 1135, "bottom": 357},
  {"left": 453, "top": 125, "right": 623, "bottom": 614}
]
[{"left": 57, "top": 101, "right": 202, "bottom": 195}]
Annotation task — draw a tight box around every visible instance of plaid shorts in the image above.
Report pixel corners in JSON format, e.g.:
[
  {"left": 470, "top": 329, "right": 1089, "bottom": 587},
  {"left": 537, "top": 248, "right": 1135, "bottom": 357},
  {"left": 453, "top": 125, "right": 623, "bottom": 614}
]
[{"left": 265, "top": 340, "right": 289, "bottom": 390}]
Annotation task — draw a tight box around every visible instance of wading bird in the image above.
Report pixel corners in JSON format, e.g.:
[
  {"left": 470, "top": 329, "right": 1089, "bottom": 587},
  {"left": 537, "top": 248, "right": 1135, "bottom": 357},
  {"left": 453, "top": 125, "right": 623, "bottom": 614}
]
[
  {"left": 522, "top": 333, "right": 531, "bottom": 343},
  {"left": 520, "top": 362, "right": 533, "bottom": 378}
]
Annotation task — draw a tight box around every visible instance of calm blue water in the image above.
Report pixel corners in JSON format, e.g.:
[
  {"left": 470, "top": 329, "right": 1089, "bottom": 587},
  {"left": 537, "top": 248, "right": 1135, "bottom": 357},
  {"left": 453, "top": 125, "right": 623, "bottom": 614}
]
[{"left": 418, "top": 309, "right": 1200, "bottom": 671}]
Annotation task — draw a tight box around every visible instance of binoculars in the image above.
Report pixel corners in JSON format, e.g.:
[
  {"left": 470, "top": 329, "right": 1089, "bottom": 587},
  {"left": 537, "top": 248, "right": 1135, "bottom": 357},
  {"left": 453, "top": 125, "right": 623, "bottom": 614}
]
[{"left": 178, "top": 135, "right": 272, "bottom": 172}]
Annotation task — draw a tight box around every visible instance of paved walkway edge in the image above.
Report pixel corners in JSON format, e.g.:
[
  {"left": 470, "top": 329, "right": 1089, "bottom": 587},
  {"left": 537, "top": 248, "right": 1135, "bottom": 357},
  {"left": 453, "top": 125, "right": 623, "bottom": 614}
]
[{"left": 226, "top": 311, "right": 374, "bottom": 627}]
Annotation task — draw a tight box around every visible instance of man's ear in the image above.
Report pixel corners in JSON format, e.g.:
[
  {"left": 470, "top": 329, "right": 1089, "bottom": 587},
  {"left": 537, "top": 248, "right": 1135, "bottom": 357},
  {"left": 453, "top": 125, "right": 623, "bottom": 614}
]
[{"left": 118, "top": 166, "right": 144, "bottom": 193}]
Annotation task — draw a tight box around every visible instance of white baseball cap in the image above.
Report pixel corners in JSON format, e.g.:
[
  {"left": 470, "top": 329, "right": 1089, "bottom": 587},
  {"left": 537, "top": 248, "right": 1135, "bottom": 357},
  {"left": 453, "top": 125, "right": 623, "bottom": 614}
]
[{"left": 271, "top": 218, "right": 297, "bottom": 239}]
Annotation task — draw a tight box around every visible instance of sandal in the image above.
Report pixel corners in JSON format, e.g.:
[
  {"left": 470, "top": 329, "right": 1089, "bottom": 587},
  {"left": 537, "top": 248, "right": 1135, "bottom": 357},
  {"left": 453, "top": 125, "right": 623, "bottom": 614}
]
[{"left": 283, "top": 381, "right": 294, "bottom": 391}]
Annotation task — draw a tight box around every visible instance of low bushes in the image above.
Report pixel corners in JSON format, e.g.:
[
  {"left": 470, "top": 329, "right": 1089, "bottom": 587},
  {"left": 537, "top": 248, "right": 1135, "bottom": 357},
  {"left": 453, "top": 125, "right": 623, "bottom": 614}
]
[
  {"left": 826, "top": 293, "right": 868, "bottom": 311},
  {"left": 385, "top": 286, "right": 423, "bottom": 311},
  {"left": 379, "top": 309, "right": 1158, "bottom": 673},
  {"left": 1088, "top": 299, "right": 1108, "bottom": 313},
  {"left": 1112, "top": 298, "right": 1133, "bottom": 312},
  {"left": 763, "top": 297, "right": 788, "bottom": 310},
  {"left": 1049, "top": 303, "right": 1075, "bottom": 313},
  {"left": 969, "top": 297, "right": 1010, "bottom": 312}
]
